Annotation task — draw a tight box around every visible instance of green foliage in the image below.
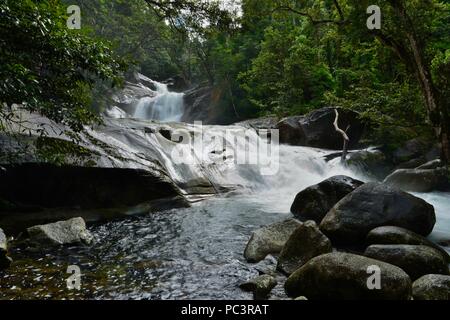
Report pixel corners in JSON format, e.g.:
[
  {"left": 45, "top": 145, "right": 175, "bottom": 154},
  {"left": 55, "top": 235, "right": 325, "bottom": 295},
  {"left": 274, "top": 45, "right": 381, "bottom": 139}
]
[
  {"left": 0, "top": 0, "right": 127, "bottom": 132},
  {"left": 71, "top": 0, "right": 180, "bottom": 81},
  {"left": 35, "top": 136, "right": 97, "bottom": 166},
  {"left": 240, "top": 26, "right": 334, "bottom": 116},
  {"left": 1, "top": 0, "right": 449, "bottom": 154}
]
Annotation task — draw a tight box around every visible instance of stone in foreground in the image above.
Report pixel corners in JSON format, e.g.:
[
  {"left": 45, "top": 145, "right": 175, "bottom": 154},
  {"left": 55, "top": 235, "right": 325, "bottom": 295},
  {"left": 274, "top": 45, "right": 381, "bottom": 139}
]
[
  {"left": 244, "top": 219, "right": 302, "bottom": 263},
  {"left": 240, "top": 275, "right": 277, "bottom": 300},
  {"left": 412, "top": 274, "right": 450, "bottom": 300},
  {"left": 290, "top": 175, "right": 363, "bottom": 223},
  {"left": 320, "top": 183, "right": 435, "bottom": 244},
  {"left": 27, "top": 217, "right": 93, "bottom": 246},
  {"left": 0, "top": 228, "right": 12, "bottom": 269},
  {"left": 364, "top": 245, "right": 449, "bottom": 281},
  {"left": 285, "top": 252, "right": 411, "bottom": 300},
  {"left": 277, "top": 221, "right": 332, "bottom": 275},
  {"left": 366, "top": 226, "right": 450, "bottom": 262}
]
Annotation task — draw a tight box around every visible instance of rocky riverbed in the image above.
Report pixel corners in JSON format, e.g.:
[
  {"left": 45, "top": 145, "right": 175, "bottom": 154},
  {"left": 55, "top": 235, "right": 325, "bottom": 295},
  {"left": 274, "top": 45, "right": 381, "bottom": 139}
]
[{"left": 1, "top": 102, "right": 449, "bottom": 300}]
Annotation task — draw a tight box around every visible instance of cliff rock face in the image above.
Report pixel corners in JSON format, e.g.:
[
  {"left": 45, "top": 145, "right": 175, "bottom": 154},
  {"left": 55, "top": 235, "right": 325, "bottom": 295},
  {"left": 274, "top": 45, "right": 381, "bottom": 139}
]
[
  {"left": 0, "top": 110, "right": 205, "bottom": 232},
  {"left": 182, "top": 85, "right": 240, "bottom": 125}
]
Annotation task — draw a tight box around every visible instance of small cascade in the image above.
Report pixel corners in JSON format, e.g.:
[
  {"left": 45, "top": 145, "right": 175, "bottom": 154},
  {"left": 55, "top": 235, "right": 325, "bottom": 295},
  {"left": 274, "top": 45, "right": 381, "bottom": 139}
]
[{"left": 133, "top": 79, "right": 184, "bottom": 122}]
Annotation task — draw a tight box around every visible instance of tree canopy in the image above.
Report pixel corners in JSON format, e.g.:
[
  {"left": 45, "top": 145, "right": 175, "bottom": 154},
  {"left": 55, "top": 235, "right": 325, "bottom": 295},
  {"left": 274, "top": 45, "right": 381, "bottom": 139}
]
[
  {"left": 0, "top": 0, "right": 127, "bottom": 132},
  {"left": 1, "top": 0, "right": 449, "bottom": 161}
]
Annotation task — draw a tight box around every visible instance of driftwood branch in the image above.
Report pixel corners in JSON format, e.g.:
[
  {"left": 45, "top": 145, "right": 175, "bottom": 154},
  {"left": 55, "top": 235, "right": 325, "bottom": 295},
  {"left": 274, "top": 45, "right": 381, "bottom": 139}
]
[{"left": 333, "top": 109, "right": 350, "bottom": 162}]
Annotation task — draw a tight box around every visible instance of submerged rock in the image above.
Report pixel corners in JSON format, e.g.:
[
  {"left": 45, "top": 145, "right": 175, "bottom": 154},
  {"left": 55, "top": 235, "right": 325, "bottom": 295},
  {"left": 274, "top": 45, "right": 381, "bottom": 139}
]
[
  {"left": 27, "top": 217, "right": 93, "bottom": 246},
  {"left": 383, "top": 168, "right": 448, "bottom": 192},
  {"left": 244, "top": 219, "right": 302, "bottom": 263},
  {"left": 366, "top": 226, "right": 450, "bottom": 262},
  {"left": 276, "top": 107, "right": 364, "bottom": 149},
  {"left": 319, "top": 183, "right": 436, "bottom": 244},
  {"left": 290, "top": 175, "right": 363, "bottom": 223},
  {"left": 0, "top": 228, "right": 12, "bottom": 269},
  {"left": 412, "top": 274, "right": 450, "bottom": 300},
  {"left": 285, "top": 252, "right": 411, "bottom": 300},
  {"left": 364, "top": 245, "right": 449, "bottom": 281},
  {"left": 240, "top": 274, "right": 277, "bottom": 300},
  {"left": 277, "top": 221, "right": 332, "bottom": 275}
]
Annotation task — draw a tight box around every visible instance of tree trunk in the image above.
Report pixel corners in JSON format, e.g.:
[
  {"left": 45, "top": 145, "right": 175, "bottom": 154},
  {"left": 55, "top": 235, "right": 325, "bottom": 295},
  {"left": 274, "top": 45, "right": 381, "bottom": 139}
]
[{"left": 392, "top": 1, "right": 450, "bottom": 163}]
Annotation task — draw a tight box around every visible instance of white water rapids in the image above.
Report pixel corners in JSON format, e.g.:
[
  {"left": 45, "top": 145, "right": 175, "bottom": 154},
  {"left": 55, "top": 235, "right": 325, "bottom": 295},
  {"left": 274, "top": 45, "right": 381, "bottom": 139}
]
[
  {"left": 2, "top": 78, "right": 448, "bottom": 300},
  {"left": 133, "top": 78, "right": 184, "bottom": 122},
  {"left": 110, "top": 77, "right": 450, "bottom": 249}
]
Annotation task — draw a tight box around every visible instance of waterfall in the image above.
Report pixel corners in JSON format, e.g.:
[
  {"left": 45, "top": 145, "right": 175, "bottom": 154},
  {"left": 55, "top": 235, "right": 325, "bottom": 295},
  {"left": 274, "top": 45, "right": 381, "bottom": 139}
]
[{"left": 133, "top": 80, "right": 184, "bottom": 122}]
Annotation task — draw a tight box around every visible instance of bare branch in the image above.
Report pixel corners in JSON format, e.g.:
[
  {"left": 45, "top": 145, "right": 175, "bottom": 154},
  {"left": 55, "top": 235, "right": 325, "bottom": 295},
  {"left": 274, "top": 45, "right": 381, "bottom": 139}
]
[{"left": 333, "top": 109, "right": 350, "bottom": 162}]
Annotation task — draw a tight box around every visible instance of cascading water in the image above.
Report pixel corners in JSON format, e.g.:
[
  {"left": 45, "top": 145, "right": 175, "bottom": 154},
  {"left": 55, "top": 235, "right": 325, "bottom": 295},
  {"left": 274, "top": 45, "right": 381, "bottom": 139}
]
[
  {"left": 133, "top": 80, "right": 184, "bottom": 122},
  {"left": 2, "top": 82, "right": 449, "bottom": 300}
]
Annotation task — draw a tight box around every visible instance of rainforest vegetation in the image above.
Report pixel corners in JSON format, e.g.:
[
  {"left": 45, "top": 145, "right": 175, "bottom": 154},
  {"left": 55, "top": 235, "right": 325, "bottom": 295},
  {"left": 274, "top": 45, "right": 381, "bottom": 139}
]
[{"left": 1, "top": 0, "right": 449, "bottom": 159}]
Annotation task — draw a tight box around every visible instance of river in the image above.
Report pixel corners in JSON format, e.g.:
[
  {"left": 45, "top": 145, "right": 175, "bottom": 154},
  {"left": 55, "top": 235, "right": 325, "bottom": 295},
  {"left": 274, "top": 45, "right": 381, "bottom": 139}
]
[{"left": 0, "top": 79, "right": 448, "bottom": 300}]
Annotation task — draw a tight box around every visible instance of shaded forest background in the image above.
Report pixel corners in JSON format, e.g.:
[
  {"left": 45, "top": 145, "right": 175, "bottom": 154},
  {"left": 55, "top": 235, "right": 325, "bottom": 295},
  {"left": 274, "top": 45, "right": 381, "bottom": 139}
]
[{"left": 1, "top": 0, "right": 449, "bottom": 156}]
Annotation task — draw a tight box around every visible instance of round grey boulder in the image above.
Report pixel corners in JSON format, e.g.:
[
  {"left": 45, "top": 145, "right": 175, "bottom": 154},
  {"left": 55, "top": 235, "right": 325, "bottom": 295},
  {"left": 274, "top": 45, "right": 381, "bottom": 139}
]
[
  {"left": 244, "top": 219, "right": 302, "bottom": 263},
  {"left": 285, "top": 252, "right": 412, "bottom": 300},
  {"left": 320, "top": 182, "right": 436, "bottom": 244},
  {"left": 364, "top": 245, "right": 449, "bottom": 281},
  {"left": 412, "top": 274, "right": 450, "bottom": 300},
  {"left": 290, "top": 175, "right": 363, "bottom": 223},
  {"left": 366, "top": 226, "right": 450, "bottom": 262},
  {"left": 277, "top": 221, "right": 332, "bottom": 275},
  {"left": 27, "top": 217, "right": 93, "bottom": 246}
]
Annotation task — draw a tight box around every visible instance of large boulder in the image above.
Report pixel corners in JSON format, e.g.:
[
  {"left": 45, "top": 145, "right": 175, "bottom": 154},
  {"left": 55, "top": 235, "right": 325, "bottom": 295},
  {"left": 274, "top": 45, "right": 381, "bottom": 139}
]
[
  {"left": 319, "top": 183, "right": 436, "bottom": 244},
  {"left": 244, "top": 219, "right": 302, "bottom": 263},
  {"left": 366, "top": 226, "right": 450, "bottom": 262},
  {"left": 346, "top": 149, "right": 393, "bottom": 180},
  {"left": 412, "top": 274, "right": 450, "bottom": 300},
  {"left": 277, "top": 221, "right": 332, "bottom": 275},
  {"left": 0, "top": 228, "right": 12, "bottom": 269},
  {"left": 364, "top": 245, "right": 449, "bottom": 281},
  {"left": 383, "top": 168, "right": 448, "bottom": 192},
  {"left": 285, "top": 252, "right": 412, "bottom": 300},
  {"left": 239, "top": 274, "right": 277, "bottom": 300},
  {"left": 27, "top": 217, "right": 93, "bottom": 246},
  {"left": 276, "top": 107, "right": 365, "bottom": 149},
  {"left": 290, "top": 175, "right": 363, "bottom": 223}
]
